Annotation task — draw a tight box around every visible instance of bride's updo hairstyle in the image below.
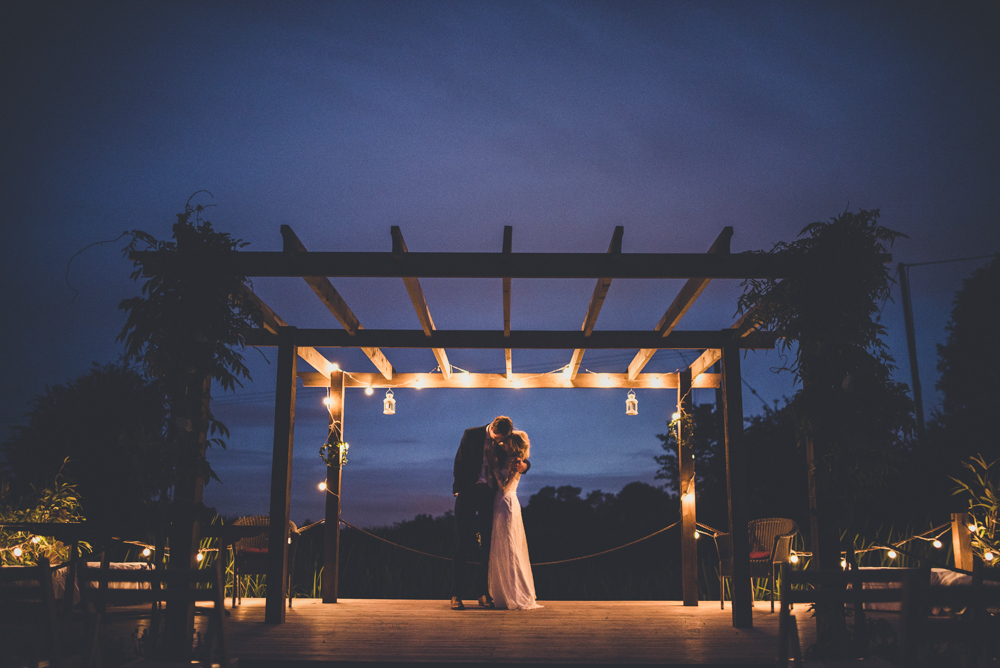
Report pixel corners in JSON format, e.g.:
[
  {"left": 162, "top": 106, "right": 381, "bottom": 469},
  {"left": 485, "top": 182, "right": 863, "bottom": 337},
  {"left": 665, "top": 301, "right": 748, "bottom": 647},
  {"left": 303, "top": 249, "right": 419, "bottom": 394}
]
[{"left": 507, "top": 430, "right": 530, "bottom": 460}]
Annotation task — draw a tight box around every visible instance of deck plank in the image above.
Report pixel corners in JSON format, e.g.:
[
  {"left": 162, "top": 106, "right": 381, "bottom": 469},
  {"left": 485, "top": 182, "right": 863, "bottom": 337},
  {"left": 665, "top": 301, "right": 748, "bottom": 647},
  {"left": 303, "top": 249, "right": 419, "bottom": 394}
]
[{"left": 226, "top": 599, "right": 817, "bottom": 665}]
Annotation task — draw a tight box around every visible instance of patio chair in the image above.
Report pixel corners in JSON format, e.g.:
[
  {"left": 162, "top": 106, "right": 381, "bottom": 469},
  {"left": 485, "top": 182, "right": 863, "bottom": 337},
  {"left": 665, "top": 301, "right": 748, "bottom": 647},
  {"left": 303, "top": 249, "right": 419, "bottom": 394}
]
[
  {"left": 0, "top": 557, "right": 74, "bottom": 668},
  {"left": 80, "top": 555, "right": 228, "bottom": 668},
  {"left": 717, "top": 517, "right": 799, "bottom": 612},
  {"left": 230, "top": 516, "right": 300, "bottom": 608}
]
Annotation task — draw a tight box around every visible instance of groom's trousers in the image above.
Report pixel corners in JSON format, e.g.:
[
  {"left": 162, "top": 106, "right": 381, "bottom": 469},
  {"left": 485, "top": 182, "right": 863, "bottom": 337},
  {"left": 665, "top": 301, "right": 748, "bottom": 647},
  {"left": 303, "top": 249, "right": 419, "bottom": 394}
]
[{"left": 452, "top": 482, "right": 495, "bottom": 598}]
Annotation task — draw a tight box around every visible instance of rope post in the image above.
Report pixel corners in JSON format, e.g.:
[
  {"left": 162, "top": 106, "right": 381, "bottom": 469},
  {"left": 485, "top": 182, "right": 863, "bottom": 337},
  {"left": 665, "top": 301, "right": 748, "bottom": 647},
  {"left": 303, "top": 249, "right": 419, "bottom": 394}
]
[{"left": 323, "top": 370, "right": 345, "bottom": 603}]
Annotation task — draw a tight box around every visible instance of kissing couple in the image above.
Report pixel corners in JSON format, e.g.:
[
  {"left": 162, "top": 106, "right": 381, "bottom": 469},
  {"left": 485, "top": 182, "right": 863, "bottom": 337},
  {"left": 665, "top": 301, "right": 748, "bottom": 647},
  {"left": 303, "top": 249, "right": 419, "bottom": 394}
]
[{"left": 450, "top": 415, "right": 542, "bottom": 611}]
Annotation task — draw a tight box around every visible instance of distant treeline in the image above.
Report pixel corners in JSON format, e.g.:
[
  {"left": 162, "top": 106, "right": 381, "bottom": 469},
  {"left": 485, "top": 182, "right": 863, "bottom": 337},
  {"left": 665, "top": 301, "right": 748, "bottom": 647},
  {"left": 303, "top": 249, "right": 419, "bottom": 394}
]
[{"left": 293, "top": 482, "right": 728, "bottom": 600}]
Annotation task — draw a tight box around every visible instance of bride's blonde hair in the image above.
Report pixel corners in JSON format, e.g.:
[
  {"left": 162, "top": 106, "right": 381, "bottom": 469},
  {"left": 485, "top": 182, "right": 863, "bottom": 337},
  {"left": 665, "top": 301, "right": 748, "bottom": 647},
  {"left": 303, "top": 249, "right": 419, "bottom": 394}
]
[{"left": 507, "top": 430, "right": 530, "bottom": 460}]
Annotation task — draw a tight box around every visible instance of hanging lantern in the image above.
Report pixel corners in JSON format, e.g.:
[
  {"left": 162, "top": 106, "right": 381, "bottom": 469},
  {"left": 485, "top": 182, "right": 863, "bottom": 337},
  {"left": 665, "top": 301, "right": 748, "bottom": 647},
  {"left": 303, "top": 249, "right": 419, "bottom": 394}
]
[
  {"left": 625, "top": 390, "right": 638, "bottom": 416},
  {"left": 383, "top": 389, "right": 396, "bottom": 415}
]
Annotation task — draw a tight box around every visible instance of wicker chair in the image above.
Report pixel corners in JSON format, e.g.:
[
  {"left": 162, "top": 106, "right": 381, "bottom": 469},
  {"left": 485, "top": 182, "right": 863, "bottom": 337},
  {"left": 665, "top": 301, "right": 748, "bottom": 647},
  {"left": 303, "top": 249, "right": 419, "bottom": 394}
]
[
  {"left": 230, "top": 516, "right": 300, "bottom": 609},
  {"left": 717, "top": 518, "right": 799, "bottom": 612}
]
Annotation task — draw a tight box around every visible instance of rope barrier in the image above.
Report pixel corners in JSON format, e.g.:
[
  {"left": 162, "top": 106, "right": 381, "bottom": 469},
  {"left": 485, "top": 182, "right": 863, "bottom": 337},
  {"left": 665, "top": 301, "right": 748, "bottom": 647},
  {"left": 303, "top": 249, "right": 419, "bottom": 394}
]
[{"left": 335, "top": 518, "right": 681, "bottom": 566}]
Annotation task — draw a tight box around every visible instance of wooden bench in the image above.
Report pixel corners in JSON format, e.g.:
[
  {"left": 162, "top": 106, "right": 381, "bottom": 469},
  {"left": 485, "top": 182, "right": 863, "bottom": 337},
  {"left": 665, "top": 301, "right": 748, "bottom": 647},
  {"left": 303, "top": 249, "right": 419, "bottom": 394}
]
[
  {"left": 0, "top": 557, "right": 74, "bottom": 668},
  {"left": 779, "top": 563, "right": 1000, "bottom": 666},
  {"left": 79, "top": 557, "right": 229, "bottom": 668}
]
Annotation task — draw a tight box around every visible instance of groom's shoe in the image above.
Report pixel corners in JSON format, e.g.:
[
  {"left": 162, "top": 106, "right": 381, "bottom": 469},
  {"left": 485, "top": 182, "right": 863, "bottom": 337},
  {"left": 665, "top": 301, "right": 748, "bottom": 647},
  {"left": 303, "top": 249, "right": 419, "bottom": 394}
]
[
  {"left": 450, "top": 597, "right": 466, "bottom": 610},
  {"left": 478, "top": 595, "right": 495, "bottom": 609}
]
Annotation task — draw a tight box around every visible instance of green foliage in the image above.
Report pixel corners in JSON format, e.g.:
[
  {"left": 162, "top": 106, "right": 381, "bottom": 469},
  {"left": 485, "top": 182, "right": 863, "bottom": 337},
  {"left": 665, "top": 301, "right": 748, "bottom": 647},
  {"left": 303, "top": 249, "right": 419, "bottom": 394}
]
[
  {"left": 738, "top": 209, "right": 904, "bottom": 381},
  {"left": 737, "top": 209, "right": 913, "bottom": 522},
  {"left": 931, "top": 257, "right": 1000, "bottom": 464},
  {"left": 0, "top": 460, "right": 89, "bottom": 565},
  {"left": 118, "top": 199, "right": 262, "bottom": 487},
  {"left": 0, "top": 362, "right": 169, "bottom": 535},
  {"left": 951, "top": 454, "right": 999, "bottom": 564}
]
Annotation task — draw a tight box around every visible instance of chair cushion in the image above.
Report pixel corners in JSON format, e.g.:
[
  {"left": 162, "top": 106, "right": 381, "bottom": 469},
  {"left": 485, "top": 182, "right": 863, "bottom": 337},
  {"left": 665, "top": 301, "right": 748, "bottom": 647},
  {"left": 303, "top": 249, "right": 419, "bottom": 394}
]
[{"left": 749, "top": 551, "right": 771, "bottom": 560}]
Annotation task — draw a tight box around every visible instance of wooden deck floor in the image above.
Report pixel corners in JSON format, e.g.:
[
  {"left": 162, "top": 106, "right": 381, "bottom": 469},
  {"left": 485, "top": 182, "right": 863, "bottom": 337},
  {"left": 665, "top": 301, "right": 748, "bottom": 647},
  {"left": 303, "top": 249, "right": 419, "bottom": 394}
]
[{"left": 226, "top": 598, "right": 817, "bottom": 666}]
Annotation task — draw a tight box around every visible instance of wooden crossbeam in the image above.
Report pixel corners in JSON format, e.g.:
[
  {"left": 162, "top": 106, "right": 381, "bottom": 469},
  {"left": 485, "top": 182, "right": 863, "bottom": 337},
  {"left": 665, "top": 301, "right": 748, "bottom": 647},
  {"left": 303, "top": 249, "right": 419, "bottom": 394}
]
[
  {"left": 245, "top": 328, "right": 778, "bottom": 350},
  {"left": 240, "top": 286, "right": 337, "bottom": 377},
  {"left": 135, "top": 250, "right": 810, "bottom": 279},
  {"left": 503, "top": 226, "right": 512, "bottom": 380},
  {"left": 627, "top": 227, "right": 733, "bottom": 380},
  {"left": 568, "top": 226, "right": 623, "bottom": 380},
  {"left": 687, "top": 280, "right": 780, "bottom": 381},
  {"left": 299, "top": 371, "right": 721, "bottom": 389},
  {"left": 280, "top": 225, "right": 393, "bottom": 380},
  {"left": 391, "top": 227, "right": 452, "bottom": 379}
]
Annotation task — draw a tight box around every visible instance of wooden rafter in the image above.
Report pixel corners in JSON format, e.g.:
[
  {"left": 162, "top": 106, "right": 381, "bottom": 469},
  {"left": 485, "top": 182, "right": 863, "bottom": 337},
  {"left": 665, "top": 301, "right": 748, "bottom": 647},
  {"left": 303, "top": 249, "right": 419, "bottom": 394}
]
[
  {"left": 245, "top": 328, "right": 778, "bottom": 350},
  {"left": 299, "top": 371, "right": 721, "bottom": 390},
  {"left": 280, "top": 225, "right": 393, "bottom": 380},
  {"left": 503, "top": 226, "right": 512, "bottom": 380},
  {"left": 137, "top": 249, "right": 809, "bottom": 279},
  {"left": 391, "top": 227, "right": 452, "bottom": 379},
  {"left": 627, "top": 227, "right": 733, "bottom": 380},
  {"left": 241, "top": 286, "right": 338, "bottom": 377},
  {"left": 687, "top": 280, "right": 780, "bottom": 381},
  {"left": 568, "top": 226, "right": 623, "bottom": 379}
]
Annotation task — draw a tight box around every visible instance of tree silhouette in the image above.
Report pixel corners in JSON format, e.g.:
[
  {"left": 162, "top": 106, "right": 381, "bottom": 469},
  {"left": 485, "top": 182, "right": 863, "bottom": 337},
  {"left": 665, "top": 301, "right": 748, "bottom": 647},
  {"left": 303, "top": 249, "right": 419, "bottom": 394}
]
[{"left": 1, "top": 363, "right": 168, "bottom": 537}]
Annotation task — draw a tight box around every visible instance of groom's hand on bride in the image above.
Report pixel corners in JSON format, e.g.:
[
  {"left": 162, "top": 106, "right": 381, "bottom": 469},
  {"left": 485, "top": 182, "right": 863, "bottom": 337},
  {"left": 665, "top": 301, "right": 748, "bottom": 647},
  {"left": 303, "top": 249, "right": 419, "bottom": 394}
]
[{"left": 513, "top": 458, "right": 529, "bottom": 474}]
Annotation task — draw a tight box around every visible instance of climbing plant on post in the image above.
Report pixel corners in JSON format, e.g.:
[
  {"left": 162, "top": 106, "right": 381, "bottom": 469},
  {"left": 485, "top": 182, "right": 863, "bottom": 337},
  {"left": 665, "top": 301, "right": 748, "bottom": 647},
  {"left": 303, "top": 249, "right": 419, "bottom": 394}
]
[
  {"left": 119, "top": 196, "right": 260, "bottom": 657},
  {"left": 738, "top": 209, "right": 913, "bottom": 651}
]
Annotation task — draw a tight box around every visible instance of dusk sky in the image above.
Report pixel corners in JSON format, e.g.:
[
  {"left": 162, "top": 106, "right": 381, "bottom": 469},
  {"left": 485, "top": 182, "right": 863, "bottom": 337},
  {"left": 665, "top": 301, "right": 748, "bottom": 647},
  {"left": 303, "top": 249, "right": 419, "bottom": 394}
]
[{"left": 2, "top": 1, "right": 998, "bottom": 529}]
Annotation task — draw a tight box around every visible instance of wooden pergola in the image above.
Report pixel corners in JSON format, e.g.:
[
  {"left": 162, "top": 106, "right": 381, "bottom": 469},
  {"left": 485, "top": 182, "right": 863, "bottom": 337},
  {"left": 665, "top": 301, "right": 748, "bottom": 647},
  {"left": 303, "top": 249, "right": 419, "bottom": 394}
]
[{"left": 143, "top": 224, "right": 798, "bottom": 629}]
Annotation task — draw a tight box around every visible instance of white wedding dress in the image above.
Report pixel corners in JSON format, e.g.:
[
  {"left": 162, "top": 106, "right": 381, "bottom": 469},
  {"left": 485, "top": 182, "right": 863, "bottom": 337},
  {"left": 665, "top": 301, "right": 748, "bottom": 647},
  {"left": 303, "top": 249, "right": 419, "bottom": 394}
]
[{"left": 488, "top": 473, "right": 542, "bottom": 610}]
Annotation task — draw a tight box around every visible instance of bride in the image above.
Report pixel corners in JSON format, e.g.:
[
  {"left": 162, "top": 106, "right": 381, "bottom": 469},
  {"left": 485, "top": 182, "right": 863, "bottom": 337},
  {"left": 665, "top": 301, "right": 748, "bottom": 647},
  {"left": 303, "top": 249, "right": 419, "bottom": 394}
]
[{"left": 487, "top": 429, "right": 542, "bottom": 610}]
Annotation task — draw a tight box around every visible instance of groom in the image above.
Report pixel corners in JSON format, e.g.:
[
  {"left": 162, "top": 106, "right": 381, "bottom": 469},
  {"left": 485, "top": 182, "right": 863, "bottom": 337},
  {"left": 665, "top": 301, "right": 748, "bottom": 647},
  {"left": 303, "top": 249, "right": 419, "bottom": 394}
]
[{"left": 451, "top": 415, "right": 529, "bottom": 610}]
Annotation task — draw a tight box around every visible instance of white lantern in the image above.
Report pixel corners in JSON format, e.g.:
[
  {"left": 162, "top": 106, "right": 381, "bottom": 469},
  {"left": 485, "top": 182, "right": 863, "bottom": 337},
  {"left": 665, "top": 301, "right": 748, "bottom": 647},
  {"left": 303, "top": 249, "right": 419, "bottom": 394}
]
[
  {"left": 625, "top": 390, "right": 638, "bottom": 416},
  {"left": 383, "top": 389, "right": 396, "bottom": 415}
]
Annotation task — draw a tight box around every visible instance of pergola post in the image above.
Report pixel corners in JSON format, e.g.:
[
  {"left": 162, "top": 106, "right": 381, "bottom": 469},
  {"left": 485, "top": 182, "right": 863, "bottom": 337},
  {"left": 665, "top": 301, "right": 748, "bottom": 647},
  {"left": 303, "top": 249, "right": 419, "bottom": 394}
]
[
  {"left": 323, "top": 370, "right": 345, "bottom": 603},
  {"left": 721, "top": 342, "right": 752, "bottom": 628},
  {"left": 266, "top": 326, "right": 297, "bottom": 624},
  {"left": 678, "top": 369, "right": 698, "bottom": 606}
]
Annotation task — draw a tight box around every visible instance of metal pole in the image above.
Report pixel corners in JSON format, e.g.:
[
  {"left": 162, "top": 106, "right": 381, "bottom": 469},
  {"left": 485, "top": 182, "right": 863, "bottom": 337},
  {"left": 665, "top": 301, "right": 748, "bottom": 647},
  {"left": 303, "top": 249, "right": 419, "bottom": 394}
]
[{"left": 897, "top": 263, "right": 925, "bottom": 438}]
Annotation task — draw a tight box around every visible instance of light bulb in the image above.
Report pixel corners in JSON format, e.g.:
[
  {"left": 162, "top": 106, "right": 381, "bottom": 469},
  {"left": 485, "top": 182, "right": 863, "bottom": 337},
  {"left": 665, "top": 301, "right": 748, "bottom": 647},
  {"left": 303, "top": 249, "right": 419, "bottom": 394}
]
[
  {"left": 331, "top": 363, "right": 340, "bottom": 372},
  {"left": 31, "top": 536, "right": 40, "bottom": 544},
  {"left": 933, "top": 540, "right": 942, "bottom": 549},
  {"left": 196, "top": 553, "right": 204, "bottom": 562},
  {"left": 694, "top": 530, "right": 700, "bottom": 539},
  {"left": 887, "top": 550, "right": 897, "bottom": 559},
  {"left": 13, "top": 546, "right": 22, "bottom": 558},
  {"left": 318, "top": 481, "right": 327, "bottom": 491},
  {"left": 671, "top": 412, "right": 681, "bottom": 421},
  {"left": 969, "top": 523, "right": 978, "bottom": 533},
  {"left": 323, "top": 396, "right": 334, "bottom": 407},
  {"left": 365, "top": 387, "right": 374, "bottom": 396},
  {"left": 790, "top": 554, "right": 799, "bottom": 564},
  {"left": 840, "top": 559, "right": 847, "bottom": 569},
  {"left": 986, "top": 552, "right": 995, "bottom": 562},
  {"left": 142, "top": 548, "right": 152, "bottom": 557}
]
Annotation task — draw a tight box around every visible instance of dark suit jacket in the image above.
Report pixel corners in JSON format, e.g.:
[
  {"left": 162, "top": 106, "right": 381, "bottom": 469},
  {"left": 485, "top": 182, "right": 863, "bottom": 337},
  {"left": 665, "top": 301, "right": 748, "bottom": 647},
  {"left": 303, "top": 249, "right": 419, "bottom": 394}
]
[{"left": 453, "top": 425, "right": 490, "bottom": 496}]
